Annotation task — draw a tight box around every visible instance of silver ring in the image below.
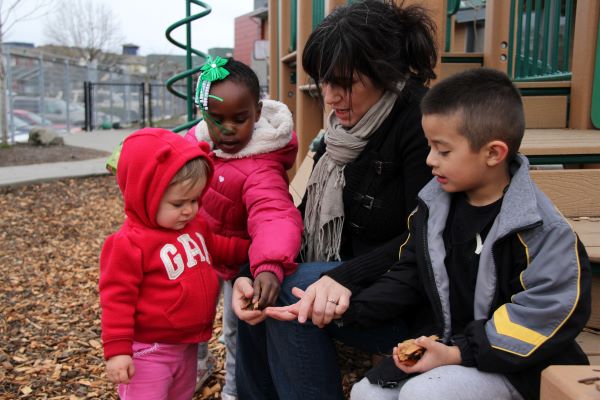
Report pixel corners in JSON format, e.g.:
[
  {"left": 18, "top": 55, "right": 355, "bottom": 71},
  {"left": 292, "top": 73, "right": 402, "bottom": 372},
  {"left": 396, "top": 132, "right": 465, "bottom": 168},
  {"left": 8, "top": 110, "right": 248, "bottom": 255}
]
[{"left": 327, "top": 298, "right": 338, "bottom": 305}]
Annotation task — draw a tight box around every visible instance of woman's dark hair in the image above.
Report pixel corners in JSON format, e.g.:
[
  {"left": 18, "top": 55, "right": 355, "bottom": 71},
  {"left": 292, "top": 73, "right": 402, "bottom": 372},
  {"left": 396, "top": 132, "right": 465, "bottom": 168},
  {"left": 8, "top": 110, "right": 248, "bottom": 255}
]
[
  {"left": 215, "top": 58, "right": 261, "bottom": 103},
  {"left": 302, "top": 0, "right": 437, "bottom": 95}
]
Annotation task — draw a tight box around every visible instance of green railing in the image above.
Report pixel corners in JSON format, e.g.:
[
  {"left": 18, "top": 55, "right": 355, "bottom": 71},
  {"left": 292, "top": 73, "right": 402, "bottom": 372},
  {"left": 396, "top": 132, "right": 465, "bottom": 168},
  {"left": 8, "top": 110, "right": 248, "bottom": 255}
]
[
  {"left": 165, "top": 0, "right": 210, "bottom": 132},
  {"left": 592, "top": 20, "right": 600, "bottom": 129},
  {"left": 313, "top": 0, "right": 325, "bottom": 29},
  {"left": 445, "top": 0, "right": 461, "bottom": 52},
  {"left": 508, "top": 0, "right": 574, "bottom": 82},
  {"left": 290, "top": 0, "right": 297, "bottom": 52}
]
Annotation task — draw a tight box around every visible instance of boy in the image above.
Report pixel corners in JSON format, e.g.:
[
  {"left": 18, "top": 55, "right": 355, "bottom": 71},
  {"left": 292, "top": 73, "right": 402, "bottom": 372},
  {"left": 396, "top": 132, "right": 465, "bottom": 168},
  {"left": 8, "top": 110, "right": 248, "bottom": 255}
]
[
  {"left": 99, "top": 128, "right": 249, "bottom": 399},
  {"left": 339, "top": 68, "right": 591, "bottom": 400}
]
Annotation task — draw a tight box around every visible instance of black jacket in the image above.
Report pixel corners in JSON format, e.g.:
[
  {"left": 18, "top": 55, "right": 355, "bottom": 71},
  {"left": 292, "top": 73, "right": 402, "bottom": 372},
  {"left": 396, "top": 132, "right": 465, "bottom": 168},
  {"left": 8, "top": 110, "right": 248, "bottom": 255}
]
[
  {"left": 307, "top": 80, "right": 432, "bottom": 279},
  {"left": 342, "top": 156, "right": 592, "bottom": 400}
]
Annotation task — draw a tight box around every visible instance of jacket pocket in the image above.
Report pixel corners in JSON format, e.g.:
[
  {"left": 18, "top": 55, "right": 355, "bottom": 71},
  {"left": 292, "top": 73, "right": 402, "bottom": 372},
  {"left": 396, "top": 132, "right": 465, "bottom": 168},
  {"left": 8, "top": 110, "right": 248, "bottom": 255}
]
[{"left": 164, "top": 267, "right": 219, "bottom": 330}]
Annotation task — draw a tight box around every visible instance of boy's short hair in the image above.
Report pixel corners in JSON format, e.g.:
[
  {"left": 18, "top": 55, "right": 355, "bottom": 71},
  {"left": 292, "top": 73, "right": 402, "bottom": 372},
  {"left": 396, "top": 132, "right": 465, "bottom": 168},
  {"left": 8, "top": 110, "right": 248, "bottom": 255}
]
[
  {"left": 421, "top": 68, "right": 525, "bottom": 159},
  {"left": 170, "top": 157, "right": 211, "bottom": 188}
]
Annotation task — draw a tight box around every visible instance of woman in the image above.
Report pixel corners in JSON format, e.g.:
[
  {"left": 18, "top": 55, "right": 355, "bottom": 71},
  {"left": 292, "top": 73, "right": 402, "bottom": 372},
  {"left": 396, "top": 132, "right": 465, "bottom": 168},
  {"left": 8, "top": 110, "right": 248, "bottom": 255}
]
[{"left": 233, "top": 1, "right": 437, "bottom": 398}]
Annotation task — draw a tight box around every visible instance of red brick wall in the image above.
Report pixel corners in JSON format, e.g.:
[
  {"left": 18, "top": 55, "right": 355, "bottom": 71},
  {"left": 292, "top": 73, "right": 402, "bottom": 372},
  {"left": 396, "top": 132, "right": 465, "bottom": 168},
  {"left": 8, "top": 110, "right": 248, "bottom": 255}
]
[{"left": 234, "top": 14, "right": 262, "bottom": 65}]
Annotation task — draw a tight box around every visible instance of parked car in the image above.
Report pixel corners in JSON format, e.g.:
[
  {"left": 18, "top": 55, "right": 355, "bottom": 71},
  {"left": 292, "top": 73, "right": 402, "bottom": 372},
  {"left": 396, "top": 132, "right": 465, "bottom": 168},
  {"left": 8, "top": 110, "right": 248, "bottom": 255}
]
[
  {"left": 9, "top": 115, "right": 33, "bottom": 143},
  {"left": 13, "top": 108, "right": 84, "bottom": 134},
  {"left": 12, "top": 96, "right": 86, "bottom": 128},
  {"left": 13, "top": 108, "right": 53, "bottom": 127}
]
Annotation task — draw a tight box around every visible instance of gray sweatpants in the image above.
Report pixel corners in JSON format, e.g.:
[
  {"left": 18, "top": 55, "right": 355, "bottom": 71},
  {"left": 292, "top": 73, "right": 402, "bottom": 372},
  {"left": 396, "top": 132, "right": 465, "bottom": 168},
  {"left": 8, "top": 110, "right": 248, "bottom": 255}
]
[
  {"left": 351, "top": 365, "right": 524, "bottom": 400},
  {"left": 221, "top": 280, "right": 238, "bottom": 397}
]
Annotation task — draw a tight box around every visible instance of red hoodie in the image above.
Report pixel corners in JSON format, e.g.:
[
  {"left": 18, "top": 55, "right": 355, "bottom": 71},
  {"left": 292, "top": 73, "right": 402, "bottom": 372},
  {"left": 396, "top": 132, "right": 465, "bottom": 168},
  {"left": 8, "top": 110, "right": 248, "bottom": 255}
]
[{"left": 99, "top": 128, "right": 249, "bottom": 360}]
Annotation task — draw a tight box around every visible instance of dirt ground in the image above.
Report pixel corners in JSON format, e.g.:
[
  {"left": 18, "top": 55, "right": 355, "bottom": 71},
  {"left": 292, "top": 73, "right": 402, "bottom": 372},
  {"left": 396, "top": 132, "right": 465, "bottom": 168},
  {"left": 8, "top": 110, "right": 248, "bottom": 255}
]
[
  {"left": 0, "top": 175, "right": 369, "bottom": 399},
  {"left": 0, "top": 143, "right": 110, "bottom": 167}
]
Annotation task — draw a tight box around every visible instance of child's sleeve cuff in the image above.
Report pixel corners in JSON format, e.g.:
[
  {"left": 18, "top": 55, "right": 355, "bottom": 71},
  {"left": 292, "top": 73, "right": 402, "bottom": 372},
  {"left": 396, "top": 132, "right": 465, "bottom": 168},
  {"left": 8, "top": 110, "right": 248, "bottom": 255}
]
[
  {"left": 103, "top": 339, "right": 133, "bottom": 360},
  {"left": 253, "top": 263, "right": 284, "bottom": 283}
]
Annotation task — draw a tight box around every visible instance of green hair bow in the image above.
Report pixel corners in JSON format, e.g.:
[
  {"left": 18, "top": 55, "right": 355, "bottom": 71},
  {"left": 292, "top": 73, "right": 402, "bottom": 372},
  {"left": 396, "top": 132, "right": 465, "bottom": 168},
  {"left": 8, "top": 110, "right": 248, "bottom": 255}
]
[{"left": 195, "top": 56, "right": 229, "bottom": 110}]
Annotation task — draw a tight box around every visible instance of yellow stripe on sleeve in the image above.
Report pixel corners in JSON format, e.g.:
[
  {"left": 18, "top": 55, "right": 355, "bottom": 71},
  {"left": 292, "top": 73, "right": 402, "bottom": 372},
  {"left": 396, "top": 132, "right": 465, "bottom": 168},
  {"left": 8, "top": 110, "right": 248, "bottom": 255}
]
[{"left": 493, "top": 304, "right": 547, "bottom": 346}]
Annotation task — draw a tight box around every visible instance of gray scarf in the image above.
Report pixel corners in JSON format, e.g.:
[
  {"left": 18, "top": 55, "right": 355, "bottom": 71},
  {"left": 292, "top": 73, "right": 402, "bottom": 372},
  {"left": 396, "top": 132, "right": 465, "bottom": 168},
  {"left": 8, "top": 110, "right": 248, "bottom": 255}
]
[{"left": 301, "top": 89, "right": 399, "bottom": 261}]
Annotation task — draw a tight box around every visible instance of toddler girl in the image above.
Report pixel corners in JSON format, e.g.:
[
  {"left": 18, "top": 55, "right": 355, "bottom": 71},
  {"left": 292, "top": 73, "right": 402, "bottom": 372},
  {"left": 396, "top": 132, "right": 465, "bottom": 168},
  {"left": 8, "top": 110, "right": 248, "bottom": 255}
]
[{"left": 99, "top": 128, "right": 249, "bottom": 399}]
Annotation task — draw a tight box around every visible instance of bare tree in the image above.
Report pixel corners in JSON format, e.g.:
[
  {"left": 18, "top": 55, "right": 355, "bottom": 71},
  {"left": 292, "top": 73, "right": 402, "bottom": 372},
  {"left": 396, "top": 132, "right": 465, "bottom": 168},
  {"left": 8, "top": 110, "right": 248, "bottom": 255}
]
[
  {"left": 44, "top": 0, "right": 125, "bottom": 65},
  {"left": 0, "top": 0, "right": 51, "bottom": 145}
]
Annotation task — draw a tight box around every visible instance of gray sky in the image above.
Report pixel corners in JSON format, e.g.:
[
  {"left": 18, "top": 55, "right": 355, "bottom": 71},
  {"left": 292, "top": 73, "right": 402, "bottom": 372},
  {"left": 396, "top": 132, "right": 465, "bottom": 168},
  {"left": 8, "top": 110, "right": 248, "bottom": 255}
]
[{"left": 7, "top": 0, "right": 255, "bottom": 56}]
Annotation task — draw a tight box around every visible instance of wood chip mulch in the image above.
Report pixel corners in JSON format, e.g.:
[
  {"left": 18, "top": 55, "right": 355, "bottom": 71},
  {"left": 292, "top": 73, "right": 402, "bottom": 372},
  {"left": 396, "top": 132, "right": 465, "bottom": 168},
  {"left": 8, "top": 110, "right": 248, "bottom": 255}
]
[{"left": 0, "top": 176, "right": 370, "bottom": 399}]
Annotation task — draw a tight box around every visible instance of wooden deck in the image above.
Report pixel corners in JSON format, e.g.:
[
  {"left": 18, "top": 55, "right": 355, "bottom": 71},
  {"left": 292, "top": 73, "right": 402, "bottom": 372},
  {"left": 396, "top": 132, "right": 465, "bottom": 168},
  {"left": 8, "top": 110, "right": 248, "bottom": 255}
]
[
  {"left": 530, "top": 169, "right": 600, "bottom": 264},
  {"left": 521, "top": 129, "right": 600, "bottom": 164}
]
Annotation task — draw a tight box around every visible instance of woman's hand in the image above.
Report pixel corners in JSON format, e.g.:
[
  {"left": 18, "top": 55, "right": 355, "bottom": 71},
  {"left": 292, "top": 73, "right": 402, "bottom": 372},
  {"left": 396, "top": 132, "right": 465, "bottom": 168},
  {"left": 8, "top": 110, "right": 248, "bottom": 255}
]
[
  {"left": 265, "top": 275, "right": 351, "bottom": 328},
  {"left": 232, "top": 277, "right": 266, "bottom": 325},
  {"left": 393, "top": 336, "right": 461, "bottom": 374},
  {"left": 106, "top": 354, "right": 135, "bottom": 384},
  {"left": 297, "top": 275, "right": 351, "bottom": 327}
]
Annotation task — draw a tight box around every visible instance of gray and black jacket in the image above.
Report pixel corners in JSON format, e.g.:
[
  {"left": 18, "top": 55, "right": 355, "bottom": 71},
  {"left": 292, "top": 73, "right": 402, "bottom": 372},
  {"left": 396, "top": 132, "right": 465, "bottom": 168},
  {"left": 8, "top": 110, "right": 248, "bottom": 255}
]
[{"left": 342, "top": 155, "right": 592, "bottom": 400}]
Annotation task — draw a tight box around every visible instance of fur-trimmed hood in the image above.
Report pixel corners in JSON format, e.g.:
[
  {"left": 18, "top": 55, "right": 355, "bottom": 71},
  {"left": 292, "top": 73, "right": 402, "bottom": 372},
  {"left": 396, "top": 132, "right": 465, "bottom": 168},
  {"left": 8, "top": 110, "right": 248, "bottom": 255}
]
[{"left": 193, "top": 99, "right": 294, "bottom": 161}]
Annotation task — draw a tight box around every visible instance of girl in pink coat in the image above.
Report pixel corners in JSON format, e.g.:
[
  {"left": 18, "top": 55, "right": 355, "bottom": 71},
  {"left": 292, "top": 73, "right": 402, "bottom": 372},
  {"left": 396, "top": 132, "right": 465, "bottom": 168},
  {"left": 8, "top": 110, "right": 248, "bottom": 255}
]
[{"left": 185, "top": 57, "right": 302, "bottom": 399}]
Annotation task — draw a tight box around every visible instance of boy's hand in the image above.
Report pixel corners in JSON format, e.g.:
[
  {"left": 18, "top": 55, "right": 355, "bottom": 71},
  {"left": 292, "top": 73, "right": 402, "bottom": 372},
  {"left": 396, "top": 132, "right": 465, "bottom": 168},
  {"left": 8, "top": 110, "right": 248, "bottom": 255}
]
[
  {"left": 106, "top": 354, "right": 135, "bottom": 384},
  {"left": 253, "top": 271, "right": 280, "bottom": 309},
  {"left": 393, "top": 336, "right": 461, "bottom": 374},
  {"left": 232, "top": 277, "right": 265, "bottom": 325}
]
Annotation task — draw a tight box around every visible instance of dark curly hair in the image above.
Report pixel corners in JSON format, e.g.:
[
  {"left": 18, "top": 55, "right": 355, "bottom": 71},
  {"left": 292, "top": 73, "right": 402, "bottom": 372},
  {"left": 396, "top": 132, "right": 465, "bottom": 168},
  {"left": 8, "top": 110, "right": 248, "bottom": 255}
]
[
  {"left": 302, "top": 0, "right": 437, "bottom": 96},
  {"left": 213, "top": 58, "right": 261, "bottom": 103}
]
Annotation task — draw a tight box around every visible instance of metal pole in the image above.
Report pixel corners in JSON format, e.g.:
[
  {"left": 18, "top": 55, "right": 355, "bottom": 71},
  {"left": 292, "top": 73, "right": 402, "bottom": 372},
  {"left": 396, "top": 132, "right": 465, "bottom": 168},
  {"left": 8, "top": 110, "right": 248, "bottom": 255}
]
[
  {"left": 83, "top": 82, "right": 89, "bottom": 131},
  {"left": 186, "top": 0, "right": 193, "bottom": 122},
  {"left": 148, "top": 83, "right": 153, "bottom": 127},
  {"left": 6, "top": 52, "right": 14, "bottom": 143},
  {"left": 109, "top": 70, "right": 114, "bottom": 127},
  {"left": 125, "top": 74, "right": 131, "bottom": 123},
  {"left": 64, "top": 60, "right": 71, "bottom": 133},
  {"left": 140, "top": 82, "right": 146, "bottom": 128},
  {"left": 39, "top": 56, "right": 45, "bottom": 121}
]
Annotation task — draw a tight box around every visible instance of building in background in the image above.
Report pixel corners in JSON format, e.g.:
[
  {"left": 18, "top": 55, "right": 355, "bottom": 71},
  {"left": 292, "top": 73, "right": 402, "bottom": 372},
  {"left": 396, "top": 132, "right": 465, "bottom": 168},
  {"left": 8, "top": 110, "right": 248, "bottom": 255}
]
[
  {"left": 234, "top": 0, "right": 269, "bottom": 96},
  {"left": 208, "top": 47, "right": 233, "bottom": 58}
]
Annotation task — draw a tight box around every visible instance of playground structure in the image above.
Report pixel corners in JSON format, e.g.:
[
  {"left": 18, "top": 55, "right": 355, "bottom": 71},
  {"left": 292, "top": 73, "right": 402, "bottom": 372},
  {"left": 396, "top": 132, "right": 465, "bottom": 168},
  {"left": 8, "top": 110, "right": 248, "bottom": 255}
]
[
  {"left": 165, "top": 0, "right": 212, "bottom": 133},
  {"left": 265, "top": 0, "right": 599, "bottom": 166},
  {"left": 167, "top": 0, "right": 599, "bottom": 274}
]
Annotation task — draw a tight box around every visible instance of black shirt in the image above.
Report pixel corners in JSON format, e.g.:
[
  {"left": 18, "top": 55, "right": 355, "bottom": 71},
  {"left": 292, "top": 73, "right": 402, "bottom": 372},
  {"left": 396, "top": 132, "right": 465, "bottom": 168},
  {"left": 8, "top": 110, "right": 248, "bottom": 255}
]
[{"left": 443, "top": 192, "right": 503, "bottom": 334}]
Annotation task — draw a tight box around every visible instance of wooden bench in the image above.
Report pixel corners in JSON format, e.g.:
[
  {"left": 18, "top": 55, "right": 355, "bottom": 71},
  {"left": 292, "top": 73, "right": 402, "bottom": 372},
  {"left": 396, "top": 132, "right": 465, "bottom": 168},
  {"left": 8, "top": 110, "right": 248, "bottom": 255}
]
[
  {"left": 521, "top": 129, "right": 600, "bottom": 165},
  {"left": 515, "top": 81, "right": 571, "bottom": 129},
  {"left": 541, "top": 365, "right": 600, "bottom": 400},
  {"left": 530, "top": 168, "right": 600, "bottom": 331},
  {"left": 530, "top": 169, "right": 600, "bottom": 264}
]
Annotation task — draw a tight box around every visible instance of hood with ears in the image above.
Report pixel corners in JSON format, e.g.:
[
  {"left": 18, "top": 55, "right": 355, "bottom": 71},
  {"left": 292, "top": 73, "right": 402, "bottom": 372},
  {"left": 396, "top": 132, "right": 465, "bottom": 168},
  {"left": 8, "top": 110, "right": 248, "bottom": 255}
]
[{"left": 117, "top": 128, "right": 213, "bottom": 228}]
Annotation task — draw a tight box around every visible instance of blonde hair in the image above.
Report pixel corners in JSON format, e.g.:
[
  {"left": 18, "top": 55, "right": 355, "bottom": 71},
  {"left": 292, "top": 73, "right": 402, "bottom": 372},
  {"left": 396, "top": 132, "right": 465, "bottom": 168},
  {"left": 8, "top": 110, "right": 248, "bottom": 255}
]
[{"left": 170, "top": 157, "right": 211, "bottom": 188}]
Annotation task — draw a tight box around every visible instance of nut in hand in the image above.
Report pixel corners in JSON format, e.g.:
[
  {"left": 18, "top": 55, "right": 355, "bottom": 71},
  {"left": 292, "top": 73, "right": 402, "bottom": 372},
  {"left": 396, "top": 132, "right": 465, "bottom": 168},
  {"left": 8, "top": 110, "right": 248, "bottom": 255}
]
[
  {"left": 242, "top": 298, "right": 260, "bottom": 311},
  {"left": 395, "top": 335, "right": 439, "bottom": 366}
]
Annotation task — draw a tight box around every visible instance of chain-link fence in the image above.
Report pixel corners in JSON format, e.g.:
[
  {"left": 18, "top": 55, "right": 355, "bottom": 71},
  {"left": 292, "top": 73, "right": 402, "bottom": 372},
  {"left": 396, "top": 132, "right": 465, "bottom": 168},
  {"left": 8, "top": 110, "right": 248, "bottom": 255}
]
[{"left": 5, "top": 46, "right": 189, "bottom": 143}]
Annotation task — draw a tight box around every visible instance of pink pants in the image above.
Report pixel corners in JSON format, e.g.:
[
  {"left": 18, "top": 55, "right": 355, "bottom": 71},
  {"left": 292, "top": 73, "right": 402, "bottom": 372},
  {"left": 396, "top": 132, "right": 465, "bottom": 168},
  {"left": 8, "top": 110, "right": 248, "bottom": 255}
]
[{"left": 118, "top": 341, "right": 198, "bottom": 400}]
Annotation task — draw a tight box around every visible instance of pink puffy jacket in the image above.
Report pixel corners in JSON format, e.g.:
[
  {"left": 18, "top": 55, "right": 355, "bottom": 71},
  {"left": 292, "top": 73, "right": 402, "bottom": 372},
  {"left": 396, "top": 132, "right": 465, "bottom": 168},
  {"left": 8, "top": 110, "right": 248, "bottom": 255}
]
[{"left": 185, "top": 100, "right": 303, "bottom": 281}]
